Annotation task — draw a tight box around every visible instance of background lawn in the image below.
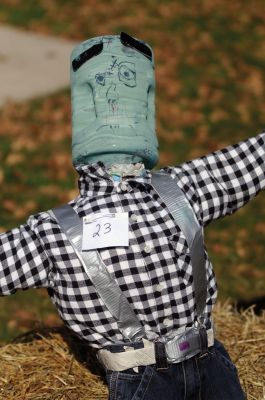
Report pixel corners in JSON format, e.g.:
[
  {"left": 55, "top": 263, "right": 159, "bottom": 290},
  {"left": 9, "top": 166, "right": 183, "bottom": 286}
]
[{"left": 0, "top": 0, "right": 265, "bottom": 342}]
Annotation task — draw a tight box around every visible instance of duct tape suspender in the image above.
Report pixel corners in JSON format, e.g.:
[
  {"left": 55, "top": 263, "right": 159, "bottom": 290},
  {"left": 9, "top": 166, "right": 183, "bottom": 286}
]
[
  {"left": 49, "top": 206, "right": 144, "bottom": 343},
  {"left": 49, "top": 171, "right": 207, "bottom": 346},
  {"left": 151, "top": 172, "right": 207, "bottom": 325}
]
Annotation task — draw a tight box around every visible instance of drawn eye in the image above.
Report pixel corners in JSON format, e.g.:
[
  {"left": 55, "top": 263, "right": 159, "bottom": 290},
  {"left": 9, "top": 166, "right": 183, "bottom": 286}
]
[
  {"left": 118, "top": 62, "right": 136, "bottom": 87},
  {"left": 120, "top": 67, "right": 134, "bottom": 79},
  {"left": 95, "top": 73, "right": 106, "bottom": 86}
]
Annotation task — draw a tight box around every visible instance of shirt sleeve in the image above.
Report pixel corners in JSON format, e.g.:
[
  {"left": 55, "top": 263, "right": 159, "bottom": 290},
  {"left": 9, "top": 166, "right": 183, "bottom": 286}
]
[
  {"left": 0, "top": 214, "right": 52, "bottom": 295},
  {"left": 162, "top": 132, "right": 265, "bottom": 226}
]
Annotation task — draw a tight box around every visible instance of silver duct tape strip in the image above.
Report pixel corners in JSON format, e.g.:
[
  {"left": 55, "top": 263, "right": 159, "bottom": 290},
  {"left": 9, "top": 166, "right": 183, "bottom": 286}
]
[
  {"left": 49, "top": 205, "right": 144, "bottom": 342},
  {"left": 151, "top": 173, "right": 201, "bottom": 243},
  {"left": 151, "top": 173, "right": 207, "bottom": 320},
  {"left": 190, "top": 230, "right": 207, "bottom": 318}
]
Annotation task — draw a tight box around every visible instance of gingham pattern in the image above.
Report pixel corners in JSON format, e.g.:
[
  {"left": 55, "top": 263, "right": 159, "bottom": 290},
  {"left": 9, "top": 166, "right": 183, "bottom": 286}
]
[{"left": 0, "top": 133, "right": 265, "bottom": 349}]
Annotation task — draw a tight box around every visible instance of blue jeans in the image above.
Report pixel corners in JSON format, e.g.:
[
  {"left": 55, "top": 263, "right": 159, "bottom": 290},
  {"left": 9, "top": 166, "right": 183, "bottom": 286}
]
[{"left": 106, "top": 340, "right": 245, "bottom": 400}]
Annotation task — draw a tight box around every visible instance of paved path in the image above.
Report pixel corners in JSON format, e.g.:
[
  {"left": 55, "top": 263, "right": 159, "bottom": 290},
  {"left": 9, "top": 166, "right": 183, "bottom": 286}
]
[{"left": 0, "top": 25, "right": 77, "bottom": 106}]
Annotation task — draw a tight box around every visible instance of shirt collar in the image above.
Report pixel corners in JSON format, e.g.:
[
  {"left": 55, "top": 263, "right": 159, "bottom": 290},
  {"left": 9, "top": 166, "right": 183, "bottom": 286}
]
[{"left": 76, "top": 162, "right": 152, "bottom": 197}]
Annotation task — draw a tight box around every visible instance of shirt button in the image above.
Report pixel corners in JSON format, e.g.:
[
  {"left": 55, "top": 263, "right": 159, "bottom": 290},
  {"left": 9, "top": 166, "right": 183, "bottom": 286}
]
[
  {"left": 163, "top": 318, "right": 172, "bottom": 327},
  {"left": 120, "top": 182, "right": 128, "bottom": 191},
  {"left": 155, "top": 283, "right": 165, "bottom": 292},
  {"left": 131, "top": 214, "right": 138, "bottom": 222},
  {"left": 144, "top": 244, "right": 152, "bottom": 253}
]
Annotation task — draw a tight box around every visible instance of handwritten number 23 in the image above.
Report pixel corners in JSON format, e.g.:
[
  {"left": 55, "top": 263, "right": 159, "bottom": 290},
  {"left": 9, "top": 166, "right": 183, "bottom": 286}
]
[{"left": 93, "top": 222, "right": 111, "bottom": 237}]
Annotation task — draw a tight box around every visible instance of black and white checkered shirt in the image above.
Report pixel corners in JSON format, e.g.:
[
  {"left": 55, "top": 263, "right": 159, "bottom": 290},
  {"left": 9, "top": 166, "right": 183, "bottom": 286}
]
[{"left": 0, "top": 133, "right": 265, "bottom": 349}]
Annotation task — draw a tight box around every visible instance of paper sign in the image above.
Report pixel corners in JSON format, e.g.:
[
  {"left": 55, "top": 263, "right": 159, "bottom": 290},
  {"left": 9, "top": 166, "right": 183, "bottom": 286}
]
[{"left": 82, "top": 212, "right": 129, "bottom": 250}]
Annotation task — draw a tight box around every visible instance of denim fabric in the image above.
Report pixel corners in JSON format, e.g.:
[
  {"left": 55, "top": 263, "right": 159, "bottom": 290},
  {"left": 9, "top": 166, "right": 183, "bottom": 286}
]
[{"left": 105, "top": 340, "right": 246, "bottom": 400}]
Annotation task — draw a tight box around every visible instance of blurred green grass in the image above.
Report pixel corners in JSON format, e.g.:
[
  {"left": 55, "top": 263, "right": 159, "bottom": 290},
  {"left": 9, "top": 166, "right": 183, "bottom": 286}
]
[{"left": 0, "top": 0, "right": 265, "bottom": 342}]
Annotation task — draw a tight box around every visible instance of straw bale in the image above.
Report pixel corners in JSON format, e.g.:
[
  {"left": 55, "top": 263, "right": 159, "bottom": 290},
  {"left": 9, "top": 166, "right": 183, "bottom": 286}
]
[
  {"left": 0, "top": 328, "right": 108, "bottom": 400},
  {"left": 0, "top": 302, "right": 264, "bottom": 400},
  {"left": 213, "top": 302, "right": 265, "bottom": 400}
]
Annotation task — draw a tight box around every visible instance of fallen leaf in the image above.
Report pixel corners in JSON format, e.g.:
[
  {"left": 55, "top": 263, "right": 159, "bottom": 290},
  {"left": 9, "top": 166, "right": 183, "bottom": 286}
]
[{"left": 0, "top": 168, "right": 4, "bottom": 184}]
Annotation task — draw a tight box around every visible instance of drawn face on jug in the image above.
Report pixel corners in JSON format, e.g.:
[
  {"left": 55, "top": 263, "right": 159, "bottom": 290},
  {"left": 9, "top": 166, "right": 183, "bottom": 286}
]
[{"left": 71, "top": 33, "right": 159, "bottom": 169}]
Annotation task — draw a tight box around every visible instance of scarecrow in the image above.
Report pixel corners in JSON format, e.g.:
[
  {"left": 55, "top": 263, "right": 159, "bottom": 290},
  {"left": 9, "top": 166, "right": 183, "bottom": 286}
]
[{"left": 1, "top": 33, "right": 264, "bottom": 399}]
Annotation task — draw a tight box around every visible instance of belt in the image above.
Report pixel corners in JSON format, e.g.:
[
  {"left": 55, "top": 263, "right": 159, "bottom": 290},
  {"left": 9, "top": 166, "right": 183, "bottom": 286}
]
[{"left": 97, "top": 327, "right": 214, "bottom": 372}]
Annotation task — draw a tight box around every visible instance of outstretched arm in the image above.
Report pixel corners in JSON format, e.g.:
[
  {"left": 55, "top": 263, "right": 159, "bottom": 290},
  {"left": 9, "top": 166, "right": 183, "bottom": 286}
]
[
  {"left": 162, "top": 132, "right": 265, "bottom": 226},
  {"left": 0, "top": 214, "right": 52, "bottom": 295}
]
